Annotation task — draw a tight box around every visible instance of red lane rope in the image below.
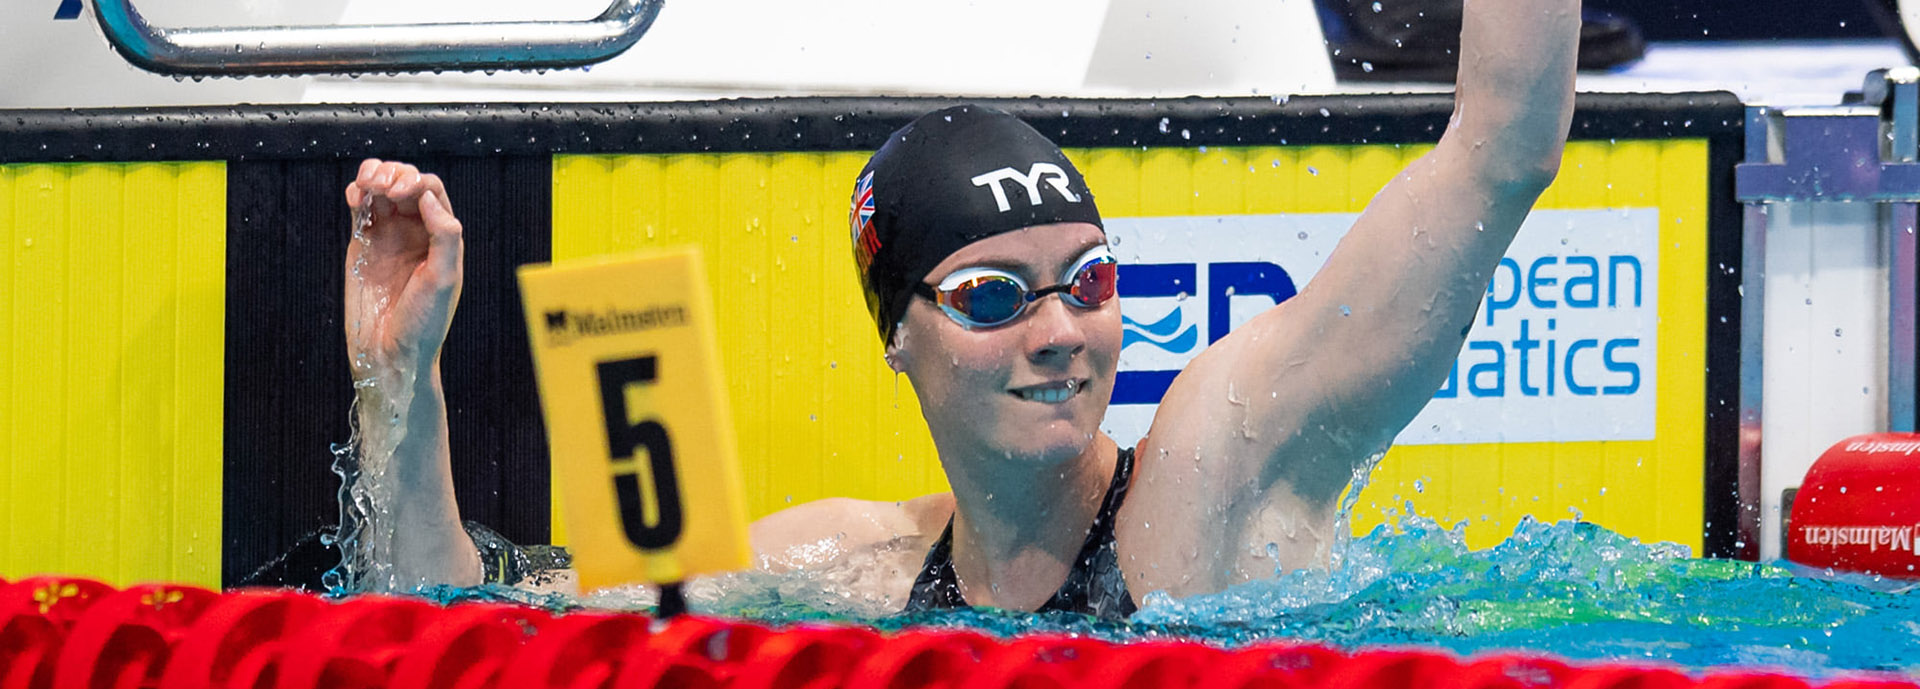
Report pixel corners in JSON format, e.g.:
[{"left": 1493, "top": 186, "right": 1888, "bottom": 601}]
[{"left": 0, "top": 577, "right": 1910, "bottom": 689}]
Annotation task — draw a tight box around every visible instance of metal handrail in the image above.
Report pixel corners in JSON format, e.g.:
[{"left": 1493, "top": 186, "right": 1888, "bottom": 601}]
[{"left": 90, "top": 0, "right": 663, "bottom": 76}]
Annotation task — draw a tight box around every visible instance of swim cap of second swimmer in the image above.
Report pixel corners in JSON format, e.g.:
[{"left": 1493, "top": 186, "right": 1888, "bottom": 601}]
[{"left": 850, "top": 105, "right": 1104, "bottom": 345}]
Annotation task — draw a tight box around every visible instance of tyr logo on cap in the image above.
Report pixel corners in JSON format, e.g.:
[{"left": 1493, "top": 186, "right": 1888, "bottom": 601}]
[{"left": 970, "top": 163, "right": 1082, "bottom": 213}]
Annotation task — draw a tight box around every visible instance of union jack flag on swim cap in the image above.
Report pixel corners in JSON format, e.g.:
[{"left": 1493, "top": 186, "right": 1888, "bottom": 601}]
[
  {"left": 848, "top": 105, "right": 1102, "bottom": 345},
  {"left": 851, "top": 171, "right": 879, "bottom": 272}
]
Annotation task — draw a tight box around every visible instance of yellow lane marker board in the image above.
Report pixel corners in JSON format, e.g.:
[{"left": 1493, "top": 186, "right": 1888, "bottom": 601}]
[{"left": 518, "top": 248, "right": 749, "bottom": 591}]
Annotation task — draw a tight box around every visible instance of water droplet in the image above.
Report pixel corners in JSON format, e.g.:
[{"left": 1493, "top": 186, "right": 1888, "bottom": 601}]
[{"left": 1158, "top": 118, "right": 1171, "bottom": 134}]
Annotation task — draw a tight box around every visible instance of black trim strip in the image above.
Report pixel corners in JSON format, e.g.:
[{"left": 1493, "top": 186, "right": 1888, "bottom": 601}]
[
  {"left": 3, "top": 93, "right": 1741, "bottom": 163},
  {"left": 1701, "top": 123, "right": 1749, "bottom": 559}
]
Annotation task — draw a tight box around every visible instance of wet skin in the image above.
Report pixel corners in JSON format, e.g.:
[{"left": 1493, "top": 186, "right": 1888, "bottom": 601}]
[
  {"left": 893, "top": 224, "right": 1121, "bottom": 470},
  {"left": 345, "top": 0, "right": 1581, "bottom": 606},
  {"left": 751, "top": 0, "right": 1582, "bottom": 610},
  {"left": 751, "top": 222, "right": 1342, "bottom": 612},
  {"left": 890, "top": 223, "right": 1127, "bottom": 611}
]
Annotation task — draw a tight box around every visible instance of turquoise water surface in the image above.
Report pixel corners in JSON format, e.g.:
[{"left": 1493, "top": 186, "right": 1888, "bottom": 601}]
[{"left": 430, "top": 516, "right": 1920, "bottom": 679}]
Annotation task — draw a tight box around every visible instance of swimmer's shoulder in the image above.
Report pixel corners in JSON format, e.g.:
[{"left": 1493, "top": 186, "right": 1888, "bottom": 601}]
[{"left": 749, "top": 493, "right": 954, "bottom": 572}]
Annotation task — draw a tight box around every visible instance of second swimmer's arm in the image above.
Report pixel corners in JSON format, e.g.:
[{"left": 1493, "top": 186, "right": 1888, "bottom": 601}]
[
  {"left": 345, "top": 159, "right": 483, "bottom": 589},
  {"left": 356, "top": 363, "right": 483, "bottom": 587}
]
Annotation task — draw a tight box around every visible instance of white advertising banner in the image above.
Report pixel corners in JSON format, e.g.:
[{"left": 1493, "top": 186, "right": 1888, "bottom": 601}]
[{"left": 1100, "top": 208, "right": 1661, "bottom": 446}]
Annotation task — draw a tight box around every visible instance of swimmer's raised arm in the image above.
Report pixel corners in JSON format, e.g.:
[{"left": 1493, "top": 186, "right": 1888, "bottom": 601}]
[
  {"left": 343, "top": 158, "right": 482, "bottom": 588},
  {"left": 1123, "top": 0, "right": 1579, "bottom": 594}
]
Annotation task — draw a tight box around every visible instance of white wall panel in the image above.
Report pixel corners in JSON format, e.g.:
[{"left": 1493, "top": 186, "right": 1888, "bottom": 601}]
[{"left": 1760, "top": 200, "right": 1889, "bottom": 560}]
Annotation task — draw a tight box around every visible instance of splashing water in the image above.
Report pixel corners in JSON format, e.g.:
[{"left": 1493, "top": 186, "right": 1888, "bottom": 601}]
[
  {"left": 319, "top": 432, "right": 363, "bottom": 594},
  {"left": 405, "top": 441, "right": 1920, "bottom": 676},
  {"left": 420, "top": 504, "right": 1920, "bottom": 677},
  {"left": 1138, "top": 516, "right": 1920, "bottom": 676}
]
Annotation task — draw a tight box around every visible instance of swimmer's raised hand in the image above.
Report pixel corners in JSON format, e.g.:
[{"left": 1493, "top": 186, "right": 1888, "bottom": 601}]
[
  {"left": 344, "top": 158, "right": 465, "bottom": 373},
  {"left": 340, "top": 158, "right": 482, "bottom": 589}
]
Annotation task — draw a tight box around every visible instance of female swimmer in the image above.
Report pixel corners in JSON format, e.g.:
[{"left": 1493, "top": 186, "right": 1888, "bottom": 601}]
[{"left": 343, "top": 0, "right": 1579, "bottom": 618}]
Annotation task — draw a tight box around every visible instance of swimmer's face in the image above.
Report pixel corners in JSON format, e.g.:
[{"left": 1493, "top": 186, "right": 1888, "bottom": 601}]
[{"left": 890, "top": 222, "right": 1121, "bottom": 465}]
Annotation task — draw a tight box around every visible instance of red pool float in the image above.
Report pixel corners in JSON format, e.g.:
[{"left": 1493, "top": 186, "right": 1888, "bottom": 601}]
[
  {"left": 492, "top": 612, "right": 649, "bottom": 689},
  {"left": 157, "top": 589, "right": 325, "bottom": 689},
  {"left": 1452, "top": 654, "right": 1576, "bottom": 689},
  {"left": 962, "top": 635, "right": 1111, "bottom": 689},
  {"left": 1788, "top": 433, "right": 1920, "bottom": 578},
  {"left": 51, "top": 583, "right": 218, "bottom": 689}
]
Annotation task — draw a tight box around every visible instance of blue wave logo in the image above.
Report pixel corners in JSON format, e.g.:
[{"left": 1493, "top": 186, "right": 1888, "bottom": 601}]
[{"left": 1122, "top": 308, "right": 1198, "bottom": 353}]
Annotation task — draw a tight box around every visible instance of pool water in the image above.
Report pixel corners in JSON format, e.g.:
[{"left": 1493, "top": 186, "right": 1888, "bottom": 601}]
[{"left": 428, "top": 515, "right": 1920, "bottom": 678}]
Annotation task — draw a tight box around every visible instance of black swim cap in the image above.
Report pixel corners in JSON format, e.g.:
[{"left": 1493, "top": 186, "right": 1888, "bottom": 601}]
[{"left": 849, "top": 105, "right": 1103, "bottom": 345}]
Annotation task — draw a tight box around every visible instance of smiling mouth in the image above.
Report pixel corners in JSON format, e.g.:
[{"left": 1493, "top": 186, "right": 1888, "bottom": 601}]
[{"left": 1010, "top": 379, "right": 1087, "bottom": 404}]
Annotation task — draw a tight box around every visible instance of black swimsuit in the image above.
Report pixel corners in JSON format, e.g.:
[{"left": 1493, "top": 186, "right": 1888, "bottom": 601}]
[{"left": 902, "top": 448, "right": 1138, "bottom": 620}]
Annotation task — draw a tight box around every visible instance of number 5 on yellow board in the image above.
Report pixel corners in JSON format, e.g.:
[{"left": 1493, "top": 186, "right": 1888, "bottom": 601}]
[{"left": 518, "top": 248, "right": 750, "bottom": 590}]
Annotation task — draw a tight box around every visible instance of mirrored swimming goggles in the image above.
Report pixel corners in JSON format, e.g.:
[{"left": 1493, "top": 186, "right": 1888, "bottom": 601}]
[{"left": 912, "top": 245, "right": 1119, "bottom": 329}]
